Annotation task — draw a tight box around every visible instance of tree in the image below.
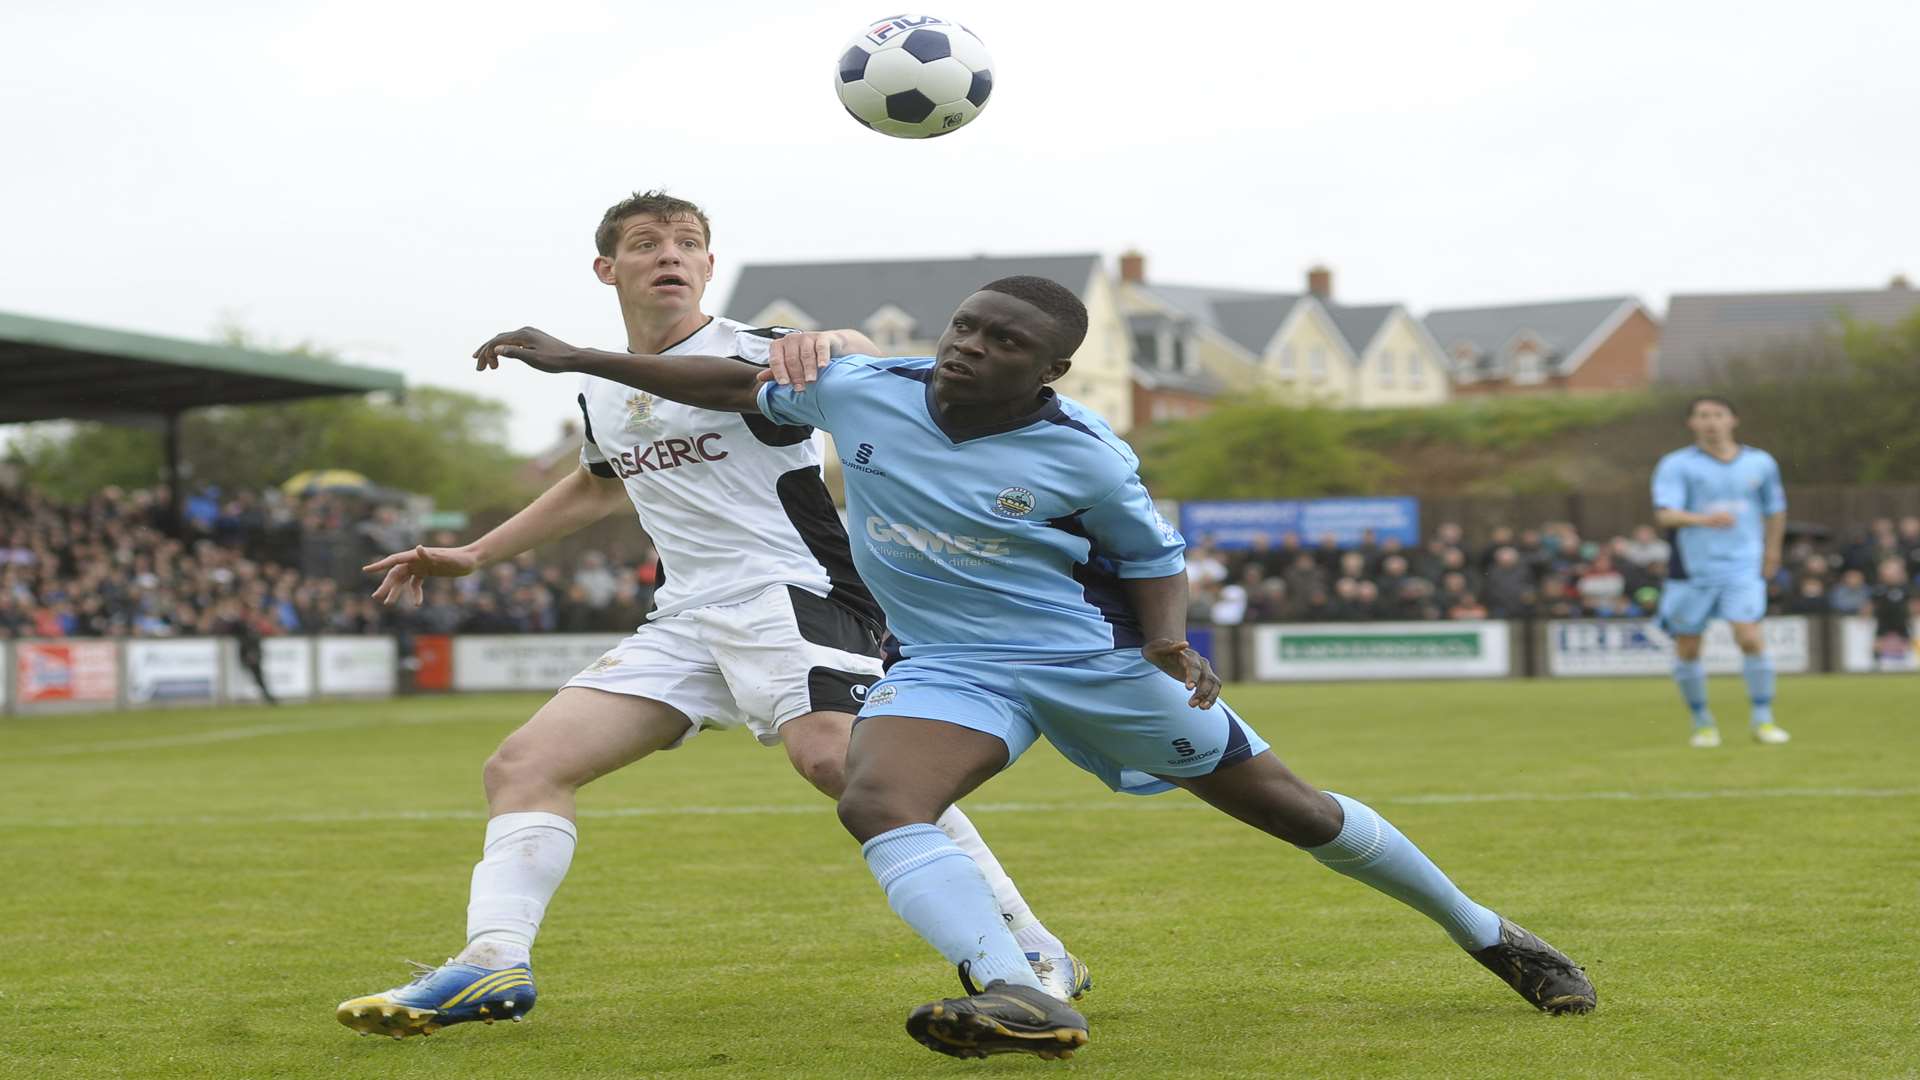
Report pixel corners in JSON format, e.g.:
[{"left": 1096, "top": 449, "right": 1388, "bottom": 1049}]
[{"left": 1135, "top": 400, "right": 1396, "bottom": 499}]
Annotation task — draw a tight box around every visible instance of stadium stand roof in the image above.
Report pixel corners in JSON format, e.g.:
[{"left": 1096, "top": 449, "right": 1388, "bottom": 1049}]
[
  {"left": 1658, "top": 281, "right": 1920, "bottom": 384},
  {"left": 0, "top": 309, "right": 404, "bottom": 423}
]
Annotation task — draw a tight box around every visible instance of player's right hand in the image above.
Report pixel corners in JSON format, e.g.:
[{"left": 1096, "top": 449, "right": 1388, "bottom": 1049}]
[
  {"left": 764, "top": 331, "right": 844, "bottom": 391},
  {"left": 363, "top": 545, "right": 480, "bottom": 607},
  {"left": 1700, "top": 511, "right": 1737, "bottom": 528}
]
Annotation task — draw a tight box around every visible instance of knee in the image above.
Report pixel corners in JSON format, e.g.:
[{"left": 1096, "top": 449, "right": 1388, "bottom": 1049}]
[
  {"left": 482, "top": 736, "right": 546, "bottom": 798},
  {"left": 789, "top": 746, "right": 846, "bottom": 798},
  {"left": 836, "top": 780, "right": 915, "bottom": 843},
  {"left": 1267, "top": 789, "right": 1344, "bottom": 848}
]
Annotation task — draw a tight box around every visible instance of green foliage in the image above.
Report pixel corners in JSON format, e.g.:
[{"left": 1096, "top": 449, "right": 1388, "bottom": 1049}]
[
  {"left": 1701, "top": 309, "right": 1920, "bottom": 484},
  {"left": 8, "top": 388, "right": 532, "bottom": 512},
  {"left": 1136, "top": 400, "right": 1397, "bottom": 498},
  {"left": 1345, "top": 390, "right": 1663, "bottom": 451}
]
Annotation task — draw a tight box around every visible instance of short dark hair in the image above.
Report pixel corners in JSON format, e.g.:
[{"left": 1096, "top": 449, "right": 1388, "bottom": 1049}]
[
  {"left": 979, "top": 275, "right": 1089, "bottom": 357},
  {"left": 1687, "top": 395, "right": 1738, "bottom": 418},
  {"left": 595, "top": 190, "right": 711, "bottom": 257}
]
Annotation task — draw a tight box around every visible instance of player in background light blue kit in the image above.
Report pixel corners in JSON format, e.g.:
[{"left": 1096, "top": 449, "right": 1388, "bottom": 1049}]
[
  {"left": 476, "top": 276, "right": 1596, "bottom": 1060},
  {"left": 1650, "top": 397, "right": 1791, "bottom": 748}
]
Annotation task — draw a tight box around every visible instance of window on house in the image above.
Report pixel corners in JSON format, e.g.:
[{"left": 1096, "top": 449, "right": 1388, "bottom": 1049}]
[
  {"left": 1514, "top": 346, "right": 1544, "bottom": 384},
  {"left": 1133, "top": 331, "right": 1158, "bottom": 368},
  {"left": 1379, "top": 350, "right": 1396, "bottom": 387},
  {"left": 1308, "top": 346, "right": 1327, "bottom": 381},
  {"left": 1409, "top": 353, "right": 1426, "bottom": 387},
  {"left": 1278, "top": 345, "right": 1296, "bottom": 375}
]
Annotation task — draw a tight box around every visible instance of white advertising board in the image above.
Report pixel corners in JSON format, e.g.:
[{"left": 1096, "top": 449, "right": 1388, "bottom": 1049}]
[
  {"left": 222, "top": 638, "right": 315, "bottom": 701},
  {"left": 316, "top": 636, "right": 398, "bottom": 695},
  {"left": 1545, "top": 617, "right": 1811, "bottom": 677},
  {"left": 1838, "top": 616, "right": 1920, "bottom": 673},
  {"left": 1250, "top": 622, "right": 1511, "bottom": 681},
  {"left": 452, "top": 634, "right": 620, "bottom": 691},
  {"left": 126, "top": 639, "right": 221, "bottom": 704}
]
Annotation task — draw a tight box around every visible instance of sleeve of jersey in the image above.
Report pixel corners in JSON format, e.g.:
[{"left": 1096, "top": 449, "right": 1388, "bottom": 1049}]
[
  {"left": 1651, "top": 455, "right": 1685, "bottom": 510},
  {"left": 576, "top": 385, "right": 617, "bottom": 479},
  {"left": 756, "top": 354, "right": 877, "bottom": 432},
  {"left": 729, "top": 325, "right": 798, "bottom": 366},
  {"left": 1080, "top": 471, "right": 1187, "bottom": 579},
  {"left": 1762, "top": 455, "right": 1788, "bottom": 515}
]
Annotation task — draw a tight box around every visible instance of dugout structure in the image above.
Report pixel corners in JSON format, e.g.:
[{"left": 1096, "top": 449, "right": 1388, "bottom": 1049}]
[{"left": 0, "top": 309, "right": 405, "bottom": 530}]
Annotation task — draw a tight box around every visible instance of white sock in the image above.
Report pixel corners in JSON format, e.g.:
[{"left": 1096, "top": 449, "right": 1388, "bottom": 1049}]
[
  {"left": 456, "top": 812, "right": 577, "bottom": 968},
  {"left": 935, "top": 804, "right": 1065, "bottom": 955}
]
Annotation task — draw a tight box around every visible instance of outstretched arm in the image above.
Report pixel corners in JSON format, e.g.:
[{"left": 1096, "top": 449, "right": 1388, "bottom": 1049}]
[
  {"left": 475, "top": 327, "right": 763, "bottom": 413},
  {"left": 364, "top": 465, "right": 625, "bottom": 605}
]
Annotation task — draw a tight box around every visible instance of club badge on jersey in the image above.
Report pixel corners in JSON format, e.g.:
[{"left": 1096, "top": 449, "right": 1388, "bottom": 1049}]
[{"left": 624, "top": 391, "right": 655, "bottom": 431}]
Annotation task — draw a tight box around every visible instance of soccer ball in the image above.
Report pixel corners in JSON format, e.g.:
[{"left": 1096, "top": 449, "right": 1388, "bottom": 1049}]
[{"left": 834, "top": 15, "right": 993, "bottom": 139}]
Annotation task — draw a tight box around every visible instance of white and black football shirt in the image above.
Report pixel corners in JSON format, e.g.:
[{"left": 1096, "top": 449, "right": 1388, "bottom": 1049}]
[{"left": 577, "top": 316, "right": 880, "bottom": 627}]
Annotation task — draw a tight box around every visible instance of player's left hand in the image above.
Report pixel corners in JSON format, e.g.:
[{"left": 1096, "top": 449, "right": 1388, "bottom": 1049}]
[
  {"left": 761, "top": 331, "right": 845, "bottom": 391},
  {"left": 1142, "top": 638, "right": 1221, "bottom": 709},
  {"left": 474, "top": 327, "right": 579, "bottom": 374}
]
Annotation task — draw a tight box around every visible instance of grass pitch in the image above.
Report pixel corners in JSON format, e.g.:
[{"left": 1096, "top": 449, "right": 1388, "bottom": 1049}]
[{"left": 3, "top": 676, "right": 1917, "bottom": 1079}]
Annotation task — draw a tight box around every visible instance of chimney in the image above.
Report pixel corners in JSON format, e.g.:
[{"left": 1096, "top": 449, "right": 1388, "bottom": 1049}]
[
  {"left": 1119, "top": 250, "right": 1146, "bottom": 284},
  {"left": 1306, "top": 265, "right": 1333, "bottom": 300},
  {"left": 1892, "top": 273, "right": 1911, "bottom": 290}
]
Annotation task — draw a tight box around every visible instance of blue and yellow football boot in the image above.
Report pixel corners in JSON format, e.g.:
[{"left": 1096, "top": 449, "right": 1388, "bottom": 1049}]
[{"left": 336, "top": 960, "right": 536, "bottom": 1038}]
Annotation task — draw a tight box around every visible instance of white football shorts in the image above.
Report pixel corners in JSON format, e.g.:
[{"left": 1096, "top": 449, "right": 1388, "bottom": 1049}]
[{"left": 563, "top": 584, "right": 884, "bottom": 747}]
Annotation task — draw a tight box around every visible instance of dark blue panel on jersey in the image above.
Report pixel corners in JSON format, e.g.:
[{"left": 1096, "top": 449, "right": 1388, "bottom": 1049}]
[
  {"left": 577, "top": 392, "right": 617, "bottom": 478},
  {"left": 902, "top": 28, "right": 950, "bottom": 62},
  {"left": 741, "top": 410, "right": 814, "bottom": 447},
  {"left": 1045, "top": 510, "right": 1146, "bottom": 649},
  {"left": 1218, "top": 704, "right": 1256, "bottom": 769},
  {"left": 1665, "top": 528, "right": 1688, "bottom": 581},
  {"left": 839, "top": 46, "right": 870, "bottom": 83},
  {"left": 774, "top": 467, "right": 884, "bottom": 631},
  {"left": 967, "top": 69, "right": 992, "bottom": 107},
  {"left": 885, "top": 89, "right": 936, "bottom": 123}
]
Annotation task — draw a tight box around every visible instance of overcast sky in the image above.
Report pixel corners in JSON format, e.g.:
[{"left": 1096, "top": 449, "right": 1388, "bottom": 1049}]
[{"left": 5, "top": 0, "right": 1916, "bottom": 452}]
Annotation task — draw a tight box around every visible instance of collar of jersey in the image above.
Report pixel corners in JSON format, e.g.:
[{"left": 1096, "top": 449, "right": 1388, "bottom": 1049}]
[
  {"left": 630, "top": 315, "right": 716, "bottom": 356},
  {"left": 1691, "top": 443, "right": 1747, "bottom": 464},
  {"left": 923, "top": 377, "right": 1064, "bottom": 444}
]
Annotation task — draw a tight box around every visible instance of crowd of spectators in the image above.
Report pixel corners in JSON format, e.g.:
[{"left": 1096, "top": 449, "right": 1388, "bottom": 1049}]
[
  {"left": 4, "top": 484, "right": 1917, "bottom": 641},
  {"left": 0, "top": 485, "right": 658, "bottom": 641},
  {"left": 1186, "top": 517, "right": 1920, "bottom": 627}
]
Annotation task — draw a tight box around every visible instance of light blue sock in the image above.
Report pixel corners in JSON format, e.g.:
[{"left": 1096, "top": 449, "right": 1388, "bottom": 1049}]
[
  {"left": 862, "top": 823, "right": 1040, "bottom": 991},
  {"left": 1742, "top": 653, "right": 1775, "bottom": 727},
  {"left": 1672, "top": 659, "right": 1713, "bottom": 728},
  {"left": 1307, "top": 793, "right": 1502, "bottom": 951}
]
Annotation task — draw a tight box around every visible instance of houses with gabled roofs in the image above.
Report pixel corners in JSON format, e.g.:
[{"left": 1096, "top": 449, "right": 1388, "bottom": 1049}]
[
  {"left": 1658, "top": 277, "right": 1918, "bottom": 384},
  {"left": 1119, "top": 257, "right": 1452, "bottom": 410},
  {"left": 723, "top": 253, "right": 1138, "bottom": 433},
  {"left": 1423, "top": 297, "right": 1660, "bottom": 395}
]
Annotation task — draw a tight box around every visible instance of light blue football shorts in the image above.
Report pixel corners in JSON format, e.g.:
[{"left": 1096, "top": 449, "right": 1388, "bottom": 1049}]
[
  {"left": 856, "top": 649, "right": 1270, "bottom": 796},
  {"left": 1657, "top": 577, "right": 1768, "bottom": 636}
]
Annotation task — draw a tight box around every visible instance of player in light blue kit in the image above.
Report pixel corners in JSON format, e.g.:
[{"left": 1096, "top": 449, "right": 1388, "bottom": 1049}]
[
  {"left": 1651, "top": 397, "right": 1791, "bottom": 748},
  {"left": 476, "top": 276, "right": 1596, "bottom": 1059}
]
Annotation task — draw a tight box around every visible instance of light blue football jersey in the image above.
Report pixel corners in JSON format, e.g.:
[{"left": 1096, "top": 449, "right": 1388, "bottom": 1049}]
[
  {"left": 757, "top": 355, "right": 1185, "bottom": 659},
  {"left": 1650, "top": 445, "right": 1786, "bottom": 584}
]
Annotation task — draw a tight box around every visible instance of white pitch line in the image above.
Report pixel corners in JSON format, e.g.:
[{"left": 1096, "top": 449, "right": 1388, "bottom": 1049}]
[
  {"left": 1, "top": 786, "right": 1914, "bottom": 830},
  {"left": 6, "top": 711, "right": 486, "bottom": 758}
]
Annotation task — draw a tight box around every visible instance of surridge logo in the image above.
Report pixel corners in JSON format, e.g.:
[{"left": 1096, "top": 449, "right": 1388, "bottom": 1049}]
[
  {"left": 865, "top": 516, "right": 1011, "bottom": 558},
  {"left": 855, "top": 443, "right": 876, "bottom": 465}
]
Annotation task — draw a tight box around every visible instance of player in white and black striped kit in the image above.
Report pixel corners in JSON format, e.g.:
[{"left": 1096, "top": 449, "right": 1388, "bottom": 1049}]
[{"left": 337, "top": 192, "right": 1085, "bottom": 1040}]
